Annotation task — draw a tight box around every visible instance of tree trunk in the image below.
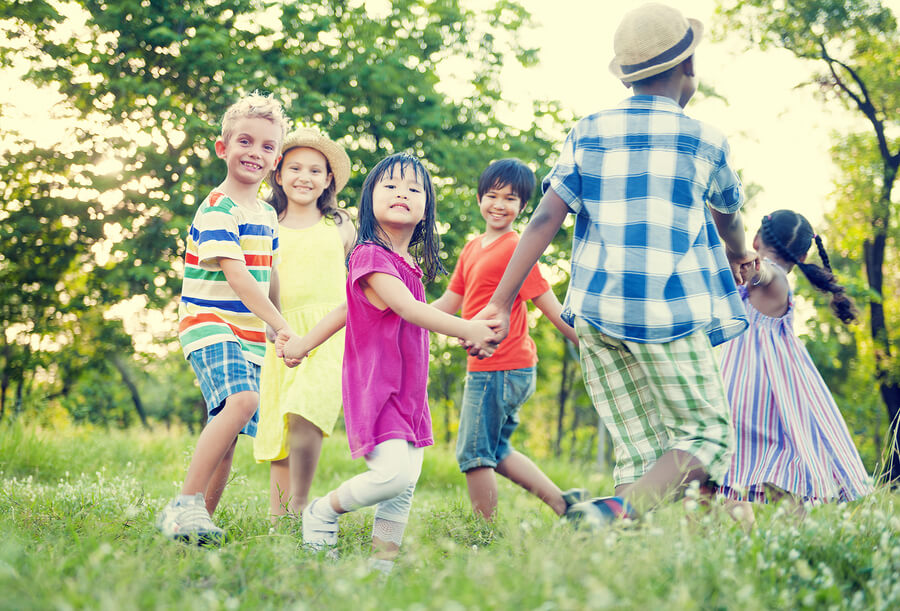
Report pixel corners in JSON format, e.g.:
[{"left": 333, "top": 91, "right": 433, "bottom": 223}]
[
  {"left": 555, "top": 341, "right": 572, "bottom": 458},
  {"left": 863, "top": 159, "right": 899, "bottom": 483},
  {"left": 111, "top": 355, "right": 149, "bottom": 429}
]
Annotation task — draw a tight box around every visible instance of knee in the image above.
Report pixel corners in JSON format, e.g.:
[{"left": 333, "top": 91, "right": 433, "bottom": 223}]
[
  {"left": 226, "top": 391, "right": 258, "bottom": 422},
  {"left": 370, "top": 467, "right": 415, "bottom": 500}
]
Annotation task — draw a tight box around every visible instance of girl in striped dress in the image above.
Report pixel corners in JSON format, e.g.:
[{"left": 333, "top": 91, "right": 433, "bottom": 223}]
[{"left": 720, "top": 210, "right": 871, "bottom": 521}]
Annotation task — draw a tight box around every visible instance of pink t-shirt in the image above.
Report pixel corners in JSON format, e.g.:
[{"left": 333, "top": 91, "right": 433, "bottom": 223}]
[{"left": 342, "top": 243, "right": 434, "bottom": 459}]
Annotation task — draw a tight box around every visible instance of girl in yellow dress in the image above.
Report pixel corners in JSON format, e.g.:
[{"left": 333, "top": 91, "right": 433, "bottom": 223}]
[{"left": 255, "top": 127, "right": 355, "bottom": 519}]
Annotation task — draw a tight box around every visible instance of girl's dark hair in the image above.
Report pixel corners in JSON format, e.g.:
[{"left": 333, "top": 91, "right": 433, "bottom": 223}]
[
  {"left": 759, "top": 209, "right": 857, "bottom": 324},
  {"left": 355, "top": 152, "right": 445, "bottom": 282},
  {"left": 266, "top": 146, "right": 346, "bottom": 225}
]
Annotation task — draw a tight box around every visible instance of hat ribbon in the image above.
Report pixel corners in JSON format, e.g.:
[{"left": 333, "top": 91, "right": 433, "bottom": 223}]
[{"left": 620, "top": 28, "right": 694, "bottom": 75}]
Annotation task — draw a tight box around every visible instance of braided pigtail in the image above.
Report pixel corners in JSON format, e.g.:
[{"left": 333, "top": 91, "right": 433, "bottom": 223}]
[{"left": 760, "top": 210, "right": 857, "bottom": 325}]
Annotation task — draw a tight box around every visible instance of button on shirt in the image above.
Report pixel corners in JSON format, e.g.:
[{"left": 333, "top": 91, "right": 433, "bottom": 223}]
[{"left": 544, "top": 95, "right": 747, "bottom": 346}]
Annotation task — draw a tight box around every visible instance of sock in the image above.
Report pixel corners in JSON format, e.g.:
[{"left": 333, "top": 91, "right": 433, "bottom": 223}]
[{"left": 372, "top": 517, "right": 406, "bottom": 547}]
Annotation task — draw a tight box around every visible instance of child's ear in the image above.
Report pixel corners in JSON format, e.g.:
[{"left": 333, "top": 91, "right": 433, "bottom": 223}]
[
  {"left": 214, "top": 138, "right": 227, "bottom": 159},
  {"left": 752, "top": 232, "right": 761, "bottom": 251},
  {"left": 682, "top": 55, "right": 695, "bottom": 78}
]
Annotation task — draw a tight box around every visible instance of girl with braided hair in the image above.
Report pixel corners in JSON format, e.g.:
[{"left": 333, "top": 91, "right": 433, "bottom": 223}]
[{"left": 719, "top": 209, "right": 871, "bottom": 523}]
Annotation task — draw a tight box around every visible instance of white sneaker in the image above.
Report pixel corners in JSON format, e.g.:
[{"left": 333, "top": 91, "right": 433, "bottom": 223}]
[
  {"left": 302, "top": 497, "right": 338, "bottom": 551},
  {"left": 156, "top": 493, "right": 224, "bottom": 546}
]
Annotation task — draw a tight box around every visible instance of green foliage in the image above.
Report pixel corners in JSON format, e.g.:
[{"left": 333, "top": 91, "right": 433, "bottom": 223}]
[
  {"left": 0, "top": 0, "right": 571, "bottom": 432},
  {"left": 716, "top": 0, "right": 900, "bottom": 480},
  {"left": 2, "top": 424, "right": 898, "bottom": 609}
]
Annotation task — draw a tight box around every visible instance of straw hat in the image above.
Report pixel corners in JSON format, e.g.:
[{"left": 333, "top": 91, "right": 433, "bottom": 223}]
[
  {"left": 609, "top": 3, "right": 704, "bottom": 83},
  {"left": 279, "top": 127, "right": 351, "bottom": 192}
]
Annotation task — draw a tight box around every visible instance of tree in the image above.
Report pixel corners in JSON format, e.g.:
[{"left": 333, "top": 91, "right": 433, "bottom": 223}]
[
  {"left": 1, "top": 0, "right": 567, "bottom": 428},
  {"left": 716, "top": 0, "right": 900, "bottom": 483}
]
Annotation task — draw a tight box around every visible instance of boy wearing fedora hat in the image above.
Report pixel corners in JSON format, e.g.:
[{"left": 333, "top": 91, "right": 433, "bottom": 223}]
[
  {"left": 158, "top": 93, "right": 296, "bottom": 544},
  {"left": 472, "top": 3, "right": 757, "bottom": 524}
]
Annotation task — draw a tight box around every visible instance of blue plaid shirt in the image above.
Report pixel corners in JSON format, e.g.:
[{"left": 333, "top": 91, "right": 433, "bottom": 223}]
[{"left": 545, "top": 95, "right": 747, "bottom": 346}]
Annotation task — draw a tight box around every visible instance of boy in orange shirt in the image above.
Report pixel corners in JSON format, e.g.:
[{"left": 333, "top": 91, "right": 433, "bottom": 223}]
[{"left": 433, "top": 159, "right": 584, "bottom": 519}]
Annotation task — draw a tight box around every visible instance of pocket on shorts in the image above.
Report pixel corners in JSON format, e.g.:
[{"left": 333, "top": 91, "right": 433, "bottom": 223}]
[{"left": 502, "top": 368, "right": 536, "bottom": 409}]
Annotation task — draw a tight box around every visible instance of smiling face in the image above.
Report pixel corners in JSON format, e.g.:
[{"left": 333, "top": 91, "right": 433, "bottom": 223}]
[
  {"left": 276, "top": 146, "right": 333, "bottom": 208},
  {"left": 478, "top": 182, "right": 523, "bottom": 234},
  {"left": 371, "top": 164, "right": 428, "bottom": 231},
  {"left": 215, "top": 116, "right": 282, "bottom": 186}
]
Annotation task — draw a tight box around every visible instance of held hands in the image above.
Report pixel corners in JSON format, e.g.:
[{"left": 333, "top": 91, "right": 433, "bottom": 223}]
[
  {"left": 274, "top": 328, "right": 307, "bottom": 368},
  {"left": 726, "top": 248, "right": 760, "bottom": 286},
  {"left": 463, "top": 302, "right": 511, "bottom": 359},
  {"left": 461, "top": 317, "right": 502, "bottom": 358}
]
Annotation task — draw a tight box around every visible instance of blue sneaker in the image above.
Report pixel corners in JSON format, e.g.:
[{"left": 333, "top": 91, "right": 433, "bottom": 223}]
[{"left": 564, "top": 496, "right": 636, "bottom": 530}]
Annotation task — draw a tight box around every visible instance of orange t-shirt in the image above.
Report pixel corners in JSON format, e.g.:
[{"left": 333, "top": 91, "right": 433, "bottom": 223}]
[{"left": 448, "top": 231, "right": 550, "bottom": 372}]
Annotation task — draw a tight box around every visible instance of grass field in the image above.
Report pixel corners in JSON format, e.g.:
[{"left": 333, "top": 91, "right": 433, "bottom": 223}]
[{"left": 2, "top": 423, "right": 898, "bottom": 610}]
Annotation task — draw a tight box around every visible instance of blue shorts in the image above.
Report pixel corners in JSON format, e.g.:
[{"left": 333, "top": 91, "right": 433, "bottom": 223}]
[
  {"left": 455, "top": 367, "right": 536, "bottom": 472},
  {"left": 187, "top": 342, "right": 260, "bottom": 437}
]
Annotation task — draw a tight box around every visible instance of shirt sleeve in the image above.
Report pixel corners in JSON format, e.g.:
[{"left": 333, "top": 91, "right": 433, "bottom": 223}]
[
  {"left": 542, "top": 126, "right": 583, "bottom": 215},
  {"left": 447, "top": 241, "right": 469, "bottom": 295},
  {"left": 707, "top": 140, "right": 744, "bottom": 214},
  {"left": 348, "top": 243, "right": 404, "bottom": 289},
  {"left": 519, "top": 263, "right": 551, "bottom": 302},
  {"left": 194, "top": 199, "right": 245, "bottom": 270}
]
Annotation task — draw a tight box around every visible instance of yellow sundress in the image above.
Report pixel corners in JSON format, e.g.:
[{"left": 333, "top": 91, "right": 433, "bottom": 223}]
[{"left": 254, "top": 216, "right": 347, "bottom": 462}]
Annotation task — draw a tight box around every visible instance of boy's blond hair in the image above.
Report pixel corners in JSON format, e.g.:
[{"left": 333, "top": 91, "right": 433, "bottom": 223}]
[{"left": 220, "top": 92, "right": 290, "bottom": 145}]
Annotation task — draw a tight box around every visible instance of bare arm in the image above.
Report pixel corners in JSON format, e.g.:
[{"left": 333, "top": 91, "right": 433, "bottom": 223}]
[
  {"left": 277, "top": 303, "right": 347, "bottom": 367},
  {"left": 336, "top": 210, "right": 357, "bottom": 257},
  {"left": 475, "top": 188, "right": 570, "bottom": 343},
  {"left": 363, "top": 272, "right": 498, "bottom": 350},
  {"left": 220, "top": 257, "right": 290, "bottom": 332},
  {"left": 266, "top": 267, "right": 283, "bottom": 343},
  {"left": 531, "top": 289, "right": 578, "bottom": 345},
  {"left": 709, "top": 208, "right": 757, "bottom": 285},
  {"left": 431, "top": 289, "right": 463, "bottom": 315},
  {"left": 746, "top": 260, "right": 790, "bottom": 318}
]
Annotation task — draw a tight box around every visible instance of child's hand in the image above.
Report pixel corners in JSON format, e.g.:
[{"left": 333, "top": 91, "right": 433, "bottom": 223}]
[
  {"left": 465, "top": 303, "right": 510, "bottom": 358},
  {"left": 462, "top": 318, "right": 501, "bottom": 358},
  {"left": 279, "top": 334, "right": 310, "bottom": 368},
  {"left": 727, "top": 249, "right": 759, "bottom": 286},
  {"left": 275, "top": 328, "right": 301, "bottom": 358}
]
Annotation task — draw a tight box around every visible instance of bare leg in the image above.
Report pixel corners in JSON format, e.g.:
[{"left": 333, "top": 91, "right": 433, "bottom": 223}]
[
  {"left": 465, "top": 467, "right": 499, "bottom": 520},
  {"left": 181, "top": 390, "right": 258, "bottom": 506},
  {"left": 205, "top": 438, "right": 236, "bottom": 515},
  {"left": 269, "top": 458, "right": 290, "bottom": 520},
  {"left": 285, "top": 414, "right": 324, "bottom": 515},
  {"left": 496, "top": 451, "right": 566, "bottom": 516},
  {"left": 621, "top": 449, "right": 709, "bottom": 515}
]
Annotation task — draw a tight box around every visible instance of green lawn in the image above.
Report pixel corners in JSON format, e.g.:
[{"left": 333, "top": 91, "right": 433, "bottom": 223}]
[{"left": 1, "top": 423, "right": 898, "bottom": 610}]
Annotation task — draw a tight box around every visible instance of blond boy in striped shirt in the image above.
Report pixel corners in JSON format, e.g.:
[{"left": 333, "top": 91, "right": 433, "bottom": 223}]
[{"left": 157, "top": 93, "right": 295, "bottom": 544}]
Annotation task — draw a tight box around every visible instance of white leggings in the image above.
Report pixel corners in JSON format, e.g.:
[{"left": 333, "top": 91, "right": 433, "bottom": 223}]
[{"left": 335, "top": 439, "right": 424, "bottom": 524}]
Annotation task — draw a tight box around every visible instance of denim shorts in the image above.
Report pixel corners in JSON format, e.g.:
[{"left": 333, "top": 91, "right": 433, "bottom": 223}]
[
  {"left": 187, "top": 342, "right": 261, "bottom": 437},
  {"left": 455, "top": 367, "right": 536, "bottom": 472}
]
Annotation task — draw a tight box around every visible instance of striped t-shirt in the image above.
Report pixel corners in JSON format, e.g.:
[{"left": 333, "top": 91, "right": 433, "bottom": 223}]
[{"left": 178, "top": 190, "right": 280, "bottom": 365}]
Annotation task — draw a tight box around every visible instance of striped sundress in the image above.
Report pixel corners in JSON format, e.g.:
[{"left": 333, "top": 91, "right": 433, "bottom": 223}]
[{"left": 718, "top": 285, "right": 871, "bottom": 503}]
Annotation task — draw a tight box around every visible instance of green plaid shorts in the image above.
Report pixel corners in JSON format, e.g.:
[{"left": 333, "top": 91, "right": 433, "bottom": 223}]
[{"left": 576, "top": 318, "right": 734, "bottom": 486}]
